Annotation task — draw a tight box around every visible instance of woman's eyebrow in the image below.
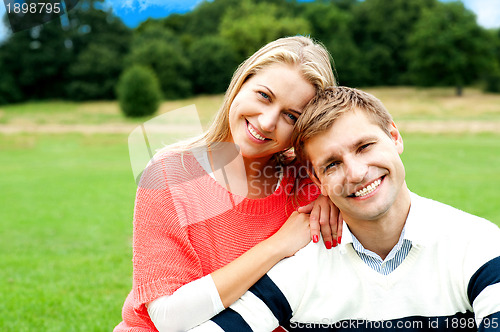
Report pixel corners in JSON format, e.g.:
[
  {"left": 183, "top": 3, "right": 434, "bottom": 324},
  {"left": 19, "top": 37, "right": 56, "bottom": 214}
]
[{"left": 257, "top": 84, "right": 276, "bottom": 99}]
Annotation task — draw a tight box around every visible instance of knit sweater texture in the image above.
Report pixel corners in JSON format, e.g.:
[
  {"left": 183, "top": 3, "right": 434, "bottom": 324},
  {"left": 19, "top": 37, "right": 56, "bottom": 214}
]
[{"left": 114, "top": 150, "right": 318, "bottom": 331}]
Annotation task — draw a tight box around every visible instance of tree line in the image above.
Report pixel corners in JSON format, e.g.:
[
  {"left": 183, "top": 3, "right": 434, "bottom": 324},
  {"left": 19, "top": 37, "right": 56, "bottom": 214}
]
[{"left": 1, "top": 0, "right": 499, "bottom": 105}]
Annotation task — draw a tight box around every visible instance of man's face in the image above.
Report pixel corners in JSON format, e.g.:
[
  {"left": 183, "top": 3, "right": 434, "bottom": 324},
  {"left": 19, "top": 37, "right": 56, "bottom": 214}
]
[{"left": 305, "top": 109, "right": 406, "bottom": 223}]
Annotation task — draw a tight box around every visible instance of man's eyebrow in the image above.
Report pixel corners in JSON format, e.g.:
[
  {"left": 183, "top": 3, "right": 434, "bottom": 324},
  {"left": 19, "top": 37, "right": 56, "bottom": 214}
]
[
  {"left": 314, "top": 135, "right": 379, "bottom": 173},
  {"left": 350, "top": 136, "right": 378, "bottom": 150},
  {"left": 316, "top": 153, "right": 341, "bottom": 174}
]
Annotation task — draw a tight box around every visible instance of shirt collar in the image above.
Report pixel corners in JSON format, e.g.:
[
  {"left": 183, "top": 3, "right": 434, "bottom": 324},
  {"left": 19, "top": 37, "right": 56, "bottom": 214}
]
[{"left": 338, "top": 191, "right": 427, "bottom": 252}]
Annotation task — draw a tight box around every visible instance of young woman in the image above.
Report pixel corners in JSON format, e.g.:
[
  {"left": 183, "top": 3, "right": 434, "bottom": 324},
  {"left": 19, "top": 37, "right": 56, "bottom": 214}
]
[{"left": 114, "top": 36, "right": 342, "bottom": 332}]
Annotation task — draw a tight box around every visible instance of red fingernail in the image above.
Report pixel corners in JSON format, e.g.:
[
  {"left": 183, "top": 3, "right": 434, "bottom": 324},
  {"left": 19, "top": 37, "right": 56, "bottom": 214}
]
[
  {"left": 333, "top": 239, "right": 338, "bottom": 247},
  {"left": 325, "top": 241, "right": 332, "bottom": 249},
  {"left": 313, "top": 235, "right": 319, "bottom": 243},
  {"left": 338, "top": 236, "right": 342, "bottom": 245}
]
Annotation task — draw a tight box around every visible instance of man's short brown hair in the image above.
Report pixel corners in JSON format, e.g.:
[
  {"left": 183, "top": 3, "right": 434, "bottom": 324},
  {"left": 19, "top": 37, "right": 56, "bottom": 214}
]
[{"left": 292, "top": 86, "right": 394, "bottom": 164}]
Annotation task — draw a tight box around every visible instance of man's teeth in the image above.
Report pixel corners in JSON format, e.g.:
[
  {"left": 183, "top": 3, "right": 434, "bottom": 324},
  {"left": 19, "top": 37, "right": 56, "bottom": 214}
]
[
  {"left": 248, "top": 124, "right": 266, "bottom": 141},
  {"left": 354, "top": 179, "right": 381, "bottom": 197}
]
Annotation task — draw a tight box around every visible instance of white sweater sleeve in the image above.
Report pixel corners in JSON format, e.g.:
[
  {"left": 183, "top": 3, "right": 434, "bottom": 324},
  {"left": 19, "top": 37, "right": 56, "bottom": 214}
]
[{"left": 147, "top": 274, "right": 225, "bottom": 332}]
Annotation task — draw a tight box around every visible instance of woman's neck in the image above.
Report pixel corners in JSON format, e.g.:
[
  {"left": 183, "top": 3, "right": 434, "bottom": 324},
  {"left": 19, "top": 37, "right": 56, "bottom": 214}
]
[{"left": 208, "top": 144, "right": 279, "bottom": 199}]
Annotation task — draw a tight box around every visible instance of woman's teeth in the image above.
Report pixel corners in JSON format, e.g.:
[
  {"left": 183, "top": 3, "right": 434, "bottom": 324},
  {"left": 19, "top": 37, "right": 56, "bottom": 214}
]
[
  {"left": 354, "top": 179, "right": 382, "bottom": 197},
  {"left": 248, "top": 124, "right": 266, "bottom": 141}
]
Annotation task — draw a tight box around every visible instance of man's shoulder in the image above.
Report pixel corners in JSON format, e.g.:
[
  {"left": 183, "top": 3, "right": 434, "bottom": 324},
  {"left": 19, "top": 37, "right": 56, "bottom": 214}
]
[
  {"left": 409, "top": 192, "right": 500, "bottom": 249},
  {"left": 411, "top": 192, "right": 494, "bottom": 228}
]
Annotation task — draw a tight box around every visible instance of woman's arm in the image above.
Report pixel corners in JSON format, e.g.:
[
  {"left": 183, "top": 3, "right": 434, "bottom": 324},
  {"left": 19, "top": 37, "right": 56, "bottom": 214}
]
[
  {"left": 211, "top": 211, "right": 311, "bottom": 307},
  {"left": 147, "top": 212, "right": 311, "bottom": 331},
  {"left": 147, "top": 275, "right": 224, "bottom": 332}
]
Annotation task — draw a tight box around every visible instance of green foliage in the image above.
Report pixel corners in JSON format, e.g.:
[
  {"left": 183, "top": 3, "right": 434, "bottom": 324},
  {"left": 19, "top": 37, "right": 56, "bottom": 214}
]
[
  {"left": 1, "top": 0, "right": 499, "bottom": 101},
  {"left": 407, "top": 1, "right": 492, "bottom": 95},
  {"left": 301, "top": 1, "right": 362, "bottom": 85},
  {"left": 116, "top": 65, "right": 162, "bottom": 117},
  {"left": 484, "top": 62, "right": 500, "bottom": 93},
  {"left": 0, "top": 0, "right": 131, "bottom": 102},
  {"left": 482, "top": 29, "right": 500, "bottom": 93},
  {"left": 67, "top": 43, "right": 125, "bottom": 100},
  {"left": 127, "top": 23, "right": 192, "bottom": 99},
  {"left": 352, "top": 0, "right": 436, "bottom": 85},
  {"left": 0, "top": 62, "right": 22, "bottom": 104},
  {"left": 0, "top": 20, "right": 71, "bottom": 100},
  {"left": 183, "top": 0, "right": 243, "bottom": 37},
  {"left": 188, "top": 36, "right": 239, "bottom": 94},
  {"left": 219, "top": 0, "right": 311, "bottom": 59},
  {"left": 65, "top": 1, "right": 132, "bottom": 100}
]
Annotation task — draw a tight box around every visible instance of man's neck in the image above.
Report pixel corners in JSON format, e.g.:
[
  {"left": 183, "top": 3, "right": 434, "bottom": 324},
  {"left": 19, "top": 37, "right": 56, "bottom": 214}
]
[{"left": 345, "top": 188, "right": 411, "bottom": 260}]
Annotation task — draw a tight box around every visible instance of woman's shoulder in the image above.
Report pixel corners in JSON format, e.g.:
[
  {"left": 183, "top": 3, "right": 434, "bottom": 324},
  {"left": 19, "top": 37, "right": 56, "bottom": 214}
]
[{"left": 138, "top": 148, "right": 204, "bottom": 189}]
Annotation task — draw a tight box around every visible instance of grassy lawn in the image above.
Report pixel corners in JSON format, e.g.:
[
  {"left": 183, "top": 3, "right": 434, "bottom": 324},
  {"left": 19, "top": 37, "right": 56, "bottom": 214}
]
[
  {"left": 0, "top": 134, "right": 136, "bottom": 331},
  {"left": 1, "top": 88, "right": 499, "bottom": 330}
]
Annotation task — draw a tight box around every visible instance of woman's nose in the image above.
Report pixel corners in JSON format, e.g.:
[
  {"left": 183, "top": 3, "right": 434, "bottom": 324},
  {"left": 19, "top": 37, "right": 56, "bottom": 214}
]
[{"left": 258, "top": 108, "right": 280, "bottom": 133}]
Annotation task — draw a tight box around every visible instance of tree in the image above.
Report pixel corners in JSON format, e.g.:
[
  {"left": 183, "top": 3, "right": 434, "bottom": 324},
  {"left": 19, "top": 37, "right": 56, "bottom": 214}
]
[
  {"left": 0, "top": 0, "right": 131, "bottom": 101},
  {"left": 64, "top": 0, "right": 131, "bottom": 99},
  {"left": 219, "top": 0, "right": 311, "bottom": 60},
  {"left": 188, "top": 36, "right": 239, "bottom": 94},
  {"left": 67, "top": 43, "right": 125, "bottom": 100},
  {"left": 126, "top": 24, "right": 192, "bottom": 99},
  {"left": 352, "top": 0, "right": 436, "bottom": 85},
  {"left": 482, "top": 29, "right": 500, "bottom": 93},
  {"left": 407, "top": 1, "right": 492, "bottom": 96},
  {"left": 116, "top": 65, "right": 162, "bottom": 117},
  {"left": 300, "top": 1, "right": 363, "bottom": 86}
]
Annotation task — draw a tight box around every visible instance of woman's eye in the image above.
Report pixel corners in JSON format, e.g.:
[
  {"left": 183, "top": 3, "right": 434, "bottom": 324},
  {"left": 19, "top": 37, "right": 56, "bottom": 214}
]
[{"left": 259, "top": 91, "right": 270, "bottom": 100}]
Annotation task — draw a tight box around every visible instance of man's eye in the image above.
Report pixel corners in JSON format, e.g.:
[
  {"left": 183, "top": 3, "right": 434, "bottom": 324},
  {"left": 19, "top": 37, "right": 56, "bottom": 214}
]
[
  {"left": 285, "top": 113, "right": 297, "bottom": 122},
  {"left": 325, "top": 161, "right": 340, "bottom": 171},
  {"left": 359, "top": 143, "right": 373, "bottom": 152}
]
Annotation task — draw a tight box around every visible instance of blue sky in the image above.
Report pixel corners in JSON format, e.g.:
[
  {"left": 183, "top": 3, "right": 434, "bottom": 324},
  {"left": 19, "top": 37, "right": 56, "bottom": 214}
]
[{"left": 0, "top": 0, "right": 499, "bottom": 41}]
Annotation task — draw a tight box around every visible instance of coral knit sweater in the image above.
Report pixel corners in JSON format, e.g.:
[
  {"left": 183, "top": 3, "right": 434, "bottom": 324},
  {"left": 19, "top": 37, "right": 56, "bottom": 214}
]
[{"left": 114, "top": 151, "right": 318, "bottom": 331}]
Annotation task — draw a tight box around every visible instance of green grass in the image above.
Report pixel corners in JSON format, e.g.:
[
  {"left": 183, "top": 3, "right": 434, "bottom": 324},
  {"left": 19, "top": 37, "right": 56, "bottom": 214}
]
[
  {"left": 0, "top": 134, "right": 136, "bottom": 331},
  {"left": 402, "top": 133, "right": 500, "bottom": 224}
]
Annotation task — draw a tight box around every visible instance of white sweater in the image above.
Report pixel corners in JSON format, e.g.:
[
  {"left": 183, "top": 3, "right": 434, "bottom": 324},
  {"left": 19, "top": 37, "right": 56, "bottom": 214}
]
[{"left": 191, "top": 193, "right": 500, "bottom": 331}]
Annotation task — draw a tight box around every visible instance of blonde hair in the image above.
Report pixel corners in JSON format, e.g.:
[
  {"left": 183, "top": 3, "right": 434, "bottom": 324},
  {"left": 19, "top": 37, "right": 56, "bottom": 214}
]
[
  {"left": 168, "top": 36, "right": 336, "bottom": 158},
  {"left": 292, "top": 86, "right": 394, "bottom": 164}
]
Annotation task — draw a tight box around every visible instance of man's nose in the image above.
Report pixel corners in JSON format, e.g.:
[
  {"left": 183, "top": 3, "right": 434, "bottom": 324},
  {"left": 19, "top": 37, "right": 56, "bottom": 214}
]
[{"left": 344, "top": 157, "right": 368, "bottom": 184}]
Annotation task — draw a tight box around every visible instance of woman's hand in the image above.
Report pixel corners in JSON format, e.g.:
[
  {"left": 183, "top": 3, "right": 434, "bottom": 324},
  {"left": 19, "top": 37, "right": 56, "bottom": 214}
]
[
  {"left": 298, "top": 194, "right": 343, "bottom": 249},
  {"left": 268, "top": 211, "right": 311, "bottom": 258}
]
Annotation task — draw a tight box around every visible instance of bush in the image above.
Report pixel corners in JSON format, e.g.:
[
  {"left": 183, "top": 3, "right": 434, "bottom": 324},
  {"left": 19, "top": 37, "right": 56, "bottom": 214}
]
[{"left": 116, "top": 65, "right": 162, "bottom": 117}]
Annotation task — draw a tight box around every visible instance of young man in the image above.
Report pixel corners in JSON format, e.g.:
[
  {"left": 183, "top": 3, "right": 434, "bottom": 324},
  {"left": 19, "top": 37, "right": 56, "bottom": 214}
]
[{"left": 190, "top": 87, "right": 500, "bottom": 331}]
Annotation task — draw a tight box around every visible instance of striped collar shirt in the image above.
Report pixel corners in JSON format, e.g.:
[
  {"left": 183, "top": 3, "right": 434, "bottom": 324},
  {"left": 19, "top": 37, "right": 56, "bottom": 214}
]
[{"left": 351, "top": 227, "right": 413, "bottom": 275}]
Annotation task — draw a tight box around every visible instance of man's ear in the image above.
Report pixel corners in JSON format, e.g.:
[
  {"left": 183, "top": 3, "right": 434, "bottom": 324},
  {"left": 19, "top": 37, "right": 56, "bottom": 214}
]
[
  {"left": 307, "top": 168, "right": 328, "bottom": 197},
  {"left": 389, "top": 121, "right": 404, "bottom": 154}
]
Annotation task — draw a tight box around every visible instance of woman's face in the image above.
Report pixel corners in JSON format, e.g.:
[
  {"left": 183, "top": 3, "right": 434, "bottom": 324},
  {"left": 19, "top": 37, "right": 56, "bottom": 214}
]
[{"left": 228, "top": 64, "right": 316, "bottom": 162}]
